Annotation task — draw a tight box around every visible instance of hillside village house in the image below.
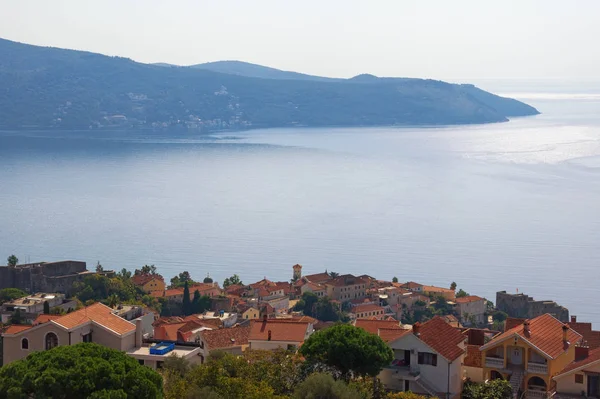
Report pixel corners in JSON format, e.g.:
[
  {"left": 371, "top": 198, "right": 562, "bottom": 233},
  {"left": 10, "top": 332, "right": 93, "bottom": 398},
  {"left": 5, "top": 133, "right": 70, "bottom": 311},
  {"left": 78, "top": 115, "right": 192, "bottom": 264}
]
[
  {"left": 325, "top": 274, "right": 368, "bottom": 301},
  {"left": 350, "top": 304, "right": 386, "bottom": 320},
  {"left": 422, "top": 285, "right": 456, "bottom": 301},
  {"left": 248, "top": 318, "right": 312, "bottom": 351},
  {"left": 553, "top": 346, "right": 600, "bottom": 397},
  {"left": 454, "top": 295, "right": 486, "bottom": 326},
  {"left": 131, "top": 273, "right": 165, "bottom": 293},
  {"left": 479, "top": 314, "right": 582, "bottom": 397},
  {"left": 1, "top": 303, "right": 198, "bottom": 369},
  {"left": 0, "top": 292, "right": 76, "bottom": 324},
  {"left": 379, "top": 317, "right": 466, "bottom": 398},
  {"left": 400, "top": 282, "right": 424, "bottom": 293},
  {"left": 197, "top": 326, "right": 250, "bottom": 360}
]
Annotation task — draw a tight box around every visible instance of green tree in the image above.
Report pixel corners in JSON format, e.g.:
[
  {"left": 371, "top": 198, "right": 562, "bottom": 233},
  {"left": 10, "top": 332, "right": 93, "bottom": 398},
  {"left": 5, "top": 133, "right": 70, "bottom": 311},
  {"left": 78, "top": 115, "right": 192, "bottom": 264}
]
[
  {"left": 107, "top": 293, "right": 119, "bottom": 309},
  {"left": 299, "top": 324, "right": 393, "bottom": 379},
  {"left": 171, "top": 271, "right": 195, "bottom": 288},
  {"left": 223, "top": 274, "right": 243, "bottom": 288},
  {"left": 462, "top": 378, "right": 512, "bottom": 399},
  {"left": 96, "top": 261, "right": 104, "bottom": 273},
  {"left": 117, "top": 268, "right": 132, "bottom": 280},
  {"left": 182, "top": 280, "right": 191, "bottom": 316},
  {"left": 293, "top": 373, "right": 362, "bottom": 399},
  {"left": 137, "top": 264, "right": 158, "bottom": 276},
  {"left": 392, "top": 277, "right": 398, "bottom": 283},
  {"left": 43, "top": 300, "right": 50, "bottom": 314},
  {"left": 0, "top": 343, "right": 163, "bottom": 398},
  {"left": 328, "top": 271, "right": 339, "bottom": 279},
  {"left": 191, "top": 291, "right": 210, "bottom": 314},
  {"left": 163, "top": 353, "right": 191, "bottom": 377},
  {"left": 9, "top": 308, "right": 24, "bottom": 324},
  {"left": 293, "top": 292, "right": 319, "bottom": 317},
  {"left": 0, "top": 288, "right": 27, "bottom": 304},
  {"left": 450, "top": 281, "right": 457, "bottom": 291},
  {"left": 456, "top": 289, "right": 469, "bottom": 298},
  {"left": 314, "top": 297, "right": 343, "bottom": 322},
  {"left": 7, "top": 255, "right": 18, "bottom": 267}
]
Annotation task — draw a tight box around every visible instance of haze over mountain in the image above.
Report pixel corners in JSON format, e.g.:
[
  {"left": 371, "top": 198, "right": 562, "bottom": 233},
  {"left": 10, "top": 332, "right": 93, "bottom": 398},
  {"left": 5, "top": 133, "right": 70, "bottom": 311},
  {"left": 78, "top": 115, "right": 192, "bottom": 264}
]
[{"left": 0, "top": 38, "right": 538, "bottom": 131}]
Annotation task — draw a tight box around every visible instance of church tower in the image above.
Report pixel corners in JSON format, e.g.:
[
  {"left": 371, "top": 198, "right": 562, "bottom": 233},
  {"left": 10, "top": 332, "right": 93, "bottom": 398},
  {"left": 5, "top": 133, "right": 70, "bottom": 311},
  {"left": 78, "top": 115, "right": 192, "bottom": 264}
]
[{"left": 292, "top": 264, "right": 302, "bottom": 281}]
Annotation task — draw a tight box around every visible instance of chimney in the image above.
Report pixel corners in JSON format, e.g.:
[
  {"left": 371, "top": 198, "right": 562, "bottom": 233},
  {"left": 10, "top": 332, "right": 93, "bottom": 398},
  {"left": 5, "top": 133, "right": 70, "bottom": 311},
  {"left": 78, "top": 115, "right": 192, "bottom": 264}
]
[
  {"left": 413, "top": 322, "right": 421, "bottom": 337},
  {"left": 562, "top": 324, "right": 569, "bottom": 343},
  {"left": 135, "top": 318, "right": 143, "bottom": 348},
  {"left": 575, "top": 344, "right": 589, "bottom": 361},
  {"left": 523, "top": 320, "right": 531, "bottom": 336},
  {"left": 571, "top": 315, "right": 577, "bottom": 323},
  {"left": 268, "top": 330, "right": 272, "bottom": 341}
]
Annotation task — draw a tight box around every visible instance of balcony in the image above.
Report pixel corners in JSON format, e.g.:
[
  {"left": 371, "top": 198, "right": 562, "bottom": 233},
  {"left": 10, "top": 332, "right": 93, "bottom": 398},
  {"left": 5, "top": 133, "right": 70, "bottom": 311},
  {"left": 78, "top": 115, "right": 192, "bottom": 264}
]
[
  {"left": 386, "top": 360, "right": 421, "bottom": 380},
  {"left": 527, "top": 362, "right": 548, "bottom": 374},
  {"left": 526, "top": 390, "right": 551, "bottom": 399},
  {"left": 484, "top": 356, "right": 504, "bottom": 369}
]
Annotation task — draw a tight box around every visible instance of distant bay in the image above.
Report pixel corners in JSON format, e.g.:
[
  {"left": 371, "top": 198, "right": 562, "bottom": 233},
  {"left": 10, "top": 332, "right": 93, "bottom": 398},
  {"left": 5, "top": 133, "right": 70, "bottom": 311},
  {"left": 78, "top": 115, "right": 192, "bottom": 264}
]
[{"left": 1, "top": 79, "right": 599, "bottom": 325}]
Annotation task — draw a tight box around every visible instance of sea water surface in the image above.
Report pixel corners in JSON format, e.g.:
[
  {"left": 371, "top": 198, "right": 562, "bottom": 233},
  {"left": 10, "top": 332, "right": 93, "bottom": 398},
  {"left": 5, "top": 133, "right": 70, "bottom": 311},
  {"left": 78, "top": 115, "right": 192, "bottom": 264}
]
[{"left": 0, "top": 79, "right": 599, "bottom": 324}]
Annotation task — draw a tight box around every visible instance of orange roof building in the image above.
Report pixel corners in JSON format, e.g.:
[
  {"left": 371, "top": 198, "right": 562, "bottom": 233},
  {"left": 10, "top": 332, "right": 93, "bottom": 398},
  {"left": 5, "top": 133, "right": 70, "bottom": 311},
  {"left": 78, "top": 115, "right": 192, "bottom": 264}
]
[{"left": 248, "top": 319, "right": 312, "bottom": 351}]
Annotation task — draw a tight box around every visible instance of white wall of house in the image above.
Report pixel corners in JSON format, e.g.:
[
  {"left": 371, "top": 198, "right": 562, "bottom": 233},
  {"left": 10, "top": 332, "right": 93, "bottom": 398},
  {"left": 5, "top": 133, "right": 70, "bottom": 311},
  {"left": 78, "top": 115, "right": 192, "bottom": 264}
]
[
  {"left": 555, "top": 362, "right": 600, "bottom": 395},
  {"left": 383, "top": 333, "right": 464, "bottom": 397},
  {"left": 249, "top": 339, "right": 301, "bottom": 351}
]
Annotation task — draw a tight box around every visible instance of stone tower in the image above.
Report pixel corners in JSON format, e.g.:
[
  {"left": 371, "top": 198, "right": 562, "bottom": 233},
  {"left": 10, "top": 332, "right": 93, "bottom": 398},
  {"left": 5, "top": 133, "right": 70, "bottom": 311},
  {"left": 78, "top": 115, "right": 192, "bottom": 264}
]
[{"left": 292, "top": 264, "right": 302, "bottom": 281}]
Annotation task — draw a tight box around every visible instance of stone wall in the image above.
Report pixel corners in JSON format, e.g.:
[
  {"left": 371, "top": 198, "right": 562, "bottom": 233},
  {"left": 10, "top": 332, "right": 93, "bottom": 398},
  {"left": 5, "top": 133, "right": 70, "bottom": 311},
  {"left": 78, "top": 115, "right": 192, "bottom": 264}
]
[
  {"left": 0, "top": 261, "right": 88, "bottom": 295},
  {"left": 496, "top": 291, "right": 569, "bottom": 322}
]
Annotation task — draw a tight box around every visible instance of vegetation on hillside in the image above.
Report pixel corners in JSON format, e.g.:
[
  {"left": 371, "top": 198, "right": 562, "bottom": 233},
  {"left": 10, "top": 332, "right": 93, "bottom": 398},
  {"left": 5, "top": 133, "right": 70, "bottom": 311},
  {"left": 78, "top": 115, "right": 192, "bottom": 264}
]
[
  {"left": 0, "top": 38, "right": 538, "bottom": 131},
  {"left": 0, "top": 343, "right": 163, "bottom": 399}
]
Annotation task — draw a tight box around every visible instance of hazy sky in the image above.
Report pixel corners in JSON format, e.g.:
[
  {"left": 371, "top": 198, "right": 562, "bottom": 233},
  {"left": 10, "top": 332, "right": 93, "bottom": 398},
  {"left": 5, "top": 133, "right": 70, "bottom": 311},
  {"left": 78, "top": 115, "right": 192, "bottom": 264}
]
[{"left": 1, "top": 0, "right": 598, "bottom": 79}]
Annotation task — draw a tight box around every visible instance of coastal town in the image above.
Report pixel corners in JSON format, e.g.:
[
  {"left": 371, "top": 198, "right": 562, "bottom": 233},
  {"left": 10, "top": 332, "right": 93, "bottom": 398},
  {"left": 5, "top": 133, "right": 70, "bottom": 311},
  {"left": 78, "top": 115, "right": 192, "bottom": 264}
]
[{"left": 1, "top": 257, "right": 599, "bottom": 399}]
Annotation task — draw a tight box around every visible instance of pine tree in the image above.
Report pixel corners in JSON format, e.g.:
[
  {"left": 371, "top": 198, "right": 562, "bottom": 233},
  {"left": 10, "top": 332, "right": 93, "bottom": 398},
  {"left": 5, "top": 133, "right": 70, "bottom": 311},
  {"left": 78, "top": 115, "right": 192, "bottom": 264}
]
[{"left": 182, "top": 280, "right": 191, "bottom": 315}]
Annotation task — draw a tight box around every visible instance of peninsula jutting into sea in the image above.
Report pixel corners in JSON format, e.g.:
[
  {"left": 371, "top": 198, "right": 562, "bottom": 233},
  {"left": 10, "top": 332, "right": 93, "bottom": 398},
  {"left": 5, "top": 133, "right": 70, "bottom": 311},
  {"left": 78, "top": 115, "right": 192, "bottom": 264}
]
[{"left": 0, "top": 38, "right": 538, "bottom": 132}]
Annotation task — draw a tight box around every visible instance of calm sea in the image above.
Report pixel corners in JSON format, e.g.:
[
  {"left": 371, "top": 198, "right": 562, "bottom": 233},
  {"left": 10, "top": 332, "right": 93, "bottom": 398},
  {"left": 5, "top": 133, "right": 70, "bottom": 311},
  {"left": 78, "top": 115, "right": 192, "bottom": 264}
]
[{"left": 1, "top": 79, "right": 599, "bottom": 324}]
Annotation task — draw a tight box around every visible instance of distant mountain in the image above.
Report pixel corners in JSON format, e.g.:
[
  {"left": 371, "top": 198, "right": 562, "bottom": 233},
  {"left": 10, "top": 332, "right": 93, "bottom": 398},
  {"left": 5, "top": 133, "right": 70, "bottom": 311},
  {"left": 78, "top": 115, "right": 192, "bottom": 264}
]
[
  {"left": 189, "top": 60, "right": 340, "bottom": 82},
  {"left": 0, "top": 38, "right": 539, "bottom": 131}
]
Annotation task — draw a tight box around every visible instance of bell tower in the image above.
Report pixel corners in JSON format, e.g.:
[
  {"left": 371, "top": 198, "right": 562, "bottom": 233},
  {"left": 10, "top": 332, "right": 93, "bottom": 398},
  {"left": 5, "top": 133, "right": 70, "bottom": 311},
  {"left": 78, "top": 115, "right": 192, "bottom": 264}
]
[{"left": 292, "top": 264, "right": 302, "bottom": 281}]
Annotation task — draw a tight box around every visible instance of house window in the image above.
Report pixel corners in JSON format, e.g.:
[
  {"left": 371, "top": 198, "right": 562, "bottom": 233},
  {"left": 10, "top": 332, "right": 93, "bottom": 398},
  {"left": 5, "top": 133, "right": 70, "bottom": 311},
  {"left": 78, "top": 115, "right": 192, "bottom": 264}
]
[
  {"left": 21, "top": 338, "right": 29, "bottom": 350},
  {"left": 138, "top": 359, "right": 145, "bottom": 365},
  {"left": 156, "top": 361, "right": 164, "bottom": 369},
  {"left": 45, "top": 332, "right": 58, "bottom": 350},
  {"left": 83, "top": 332, "right": 93, "bottom": 343},
  {"left": 418, "top": 352, "right": 438, "bottom": 366},
  {"left": 575, "top": 374, "right": 584, "bottom": 384}
]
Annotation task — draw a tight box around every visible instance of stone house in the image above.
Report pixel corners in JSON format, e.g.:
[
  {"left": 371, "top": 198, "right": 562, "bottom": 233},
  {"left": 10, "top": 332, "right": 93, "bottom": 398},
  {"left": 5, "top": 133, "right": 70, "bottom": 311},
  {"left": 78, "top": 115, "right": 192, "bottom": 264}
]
[
  {"left": 325, "top": 274, "right": 368, "bottom": 302},
  {"left": 131, "top": 273, "right": 165, "bottom": 293},
  {"left": 248, "top": 318, "right": 312, "bottom": 351},
  {"left": 454, "top": 295, "right": 486, "bottom": 326}
]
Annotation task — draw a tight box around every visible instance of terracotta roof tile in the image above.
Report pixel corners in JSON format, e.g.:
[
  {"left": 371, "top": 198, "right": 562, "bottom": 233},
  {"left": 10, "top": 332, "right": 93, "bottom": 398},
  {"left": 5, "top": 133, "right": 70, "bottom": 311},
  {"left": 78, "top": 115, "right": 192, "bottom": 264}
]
[
  {"left": 303, "top": 272, "right": 332, "bottom": 284},
  {"left": 455, "top": 295, "right": 484, "bottom": 304},
  {"left": 482, "top": 314, "right": 582, "bottom": 359},
  {"left": 249, "top": 319, "right": 309, "bottom": 342},
  {"left": 132, "top": 273, "right": 164, "bottom": 286},
  {"left": 155, "top": 322, "right": 187, "bottom": 341},
  {"left": 401, "top": 282, "right": 423, "bottom": 289},
  {"left": 54, "top": 303, "right": 136, "bottom": 335},
  {"left": 354, "top": 319, "right": 403, "bottom": 335},
  {"left": 555, "top": 347, "right": 600, "bottom": 376},
  {"left": 505, "top": 317, "right": 526, "bottom": 331},
  {"left": 34, "top": 314, "right": 63, "bottom": 325},
  {"left": 378, "top": 328, "right": 411, "bottom": 343},
  {"left": 326, "top": 274, "right": 369, "bottom": 287},
  {"left": 4, "top": 324, "right": 32, "bottom": 334},
  {"left": 415, "top": 316, "right": 466, "bottom": 361},
  {"left": 203, "top": 326, "right": 250, "bottom": 350}
]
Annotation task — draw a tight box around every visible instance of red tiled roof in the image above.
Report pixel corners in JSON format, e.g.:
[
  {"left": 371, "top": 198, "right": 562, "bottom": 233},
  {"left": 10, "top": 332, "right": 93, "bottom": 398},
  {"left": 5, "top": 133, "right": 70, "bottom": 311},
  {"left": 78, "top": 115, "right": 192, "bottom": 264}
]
[
  {"left": 54, "top": 303, "right": 136, "bottom": 335},
  {"left": 569, "top": 322, "right": 600, "bottom": 349},
  {"left": 482, "top": 314, "right": 582, "bottom": 359},
  {"left": 155, "top": 322, "right": 187, "bottom": 341},
  {"left": 249, "top": 319, "right": 309, "bottom": 342},
  {"left": 422, "top": 285, "right": 455, "bottom": 294},
  {"left": 378, "top": 328, "right": 411, "bottom": 343},
  {"left": 34, "top": 314, "right": 63, "bottom": 325},
  {"left": 505, "top": 317, "right": 526, "bottom": 331},
  {"left": 354, "top": 319, "right": 403, "bottom": 335},
  {"left": 401, "top": 282, "right": 423, "bottom": 289},
  {"left": 555, "top": 347, "right": 600, "bottom": 377},
  {"left": 326, "top": 274, "right": 369, "bottom": 287},
  {"left": 203, "top": 326, "right": 250, "bottom": 350},
  {"left": 415, "top": 316, "right": 466, "bottom": 361},
  {"left": 464, "top": 344, "right": 483, "bottom": 367},
  {"left": 455, "top": 295, "right": 484, "bottom": 304},
  {"left": 4, "top": 324, "right": 32, "bottom": 334},
  {"left": 303, "top": 272, "right": 332, "bottom": 284}
]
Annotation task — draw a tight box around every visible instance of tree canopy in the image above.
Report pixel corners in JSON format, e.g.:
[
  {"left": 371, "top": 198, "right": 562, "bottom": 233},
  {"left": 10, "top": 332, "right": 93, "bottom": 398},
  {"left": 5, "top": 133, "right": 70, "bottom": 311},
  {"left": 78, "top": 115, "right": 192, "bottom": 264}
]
[
  {"left": 0, "top": 343, "right": 163, "bottom": 399},
  {"left": 462, "top": 379, "right": 512, "bottom": 399},
  {"left": 170, "top": 271, "right": 195, "bottom": 288},
  {"left": 6, "top": 255, "right": 18, "bottom": 267},
  {"left": 299, "top": 324, "right": 393, "bottom": 378},
  {"left": 223, "top": 274, "right": 243, "bottom": 288},
  {"left": 292, "top": 373, "right": 362, "bottom": 399},
  {"left": 0, "top": 288, "right": 27, "bottom": 304}
]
